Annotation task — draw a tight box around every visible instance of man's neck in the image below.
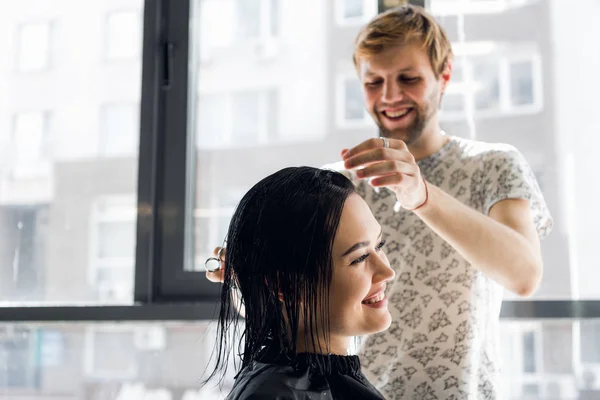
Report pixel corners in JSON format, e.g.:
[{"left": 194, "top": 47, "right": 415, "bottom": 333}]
[{"left": 408, "top": 126, "right": 449, "bottom": 161}]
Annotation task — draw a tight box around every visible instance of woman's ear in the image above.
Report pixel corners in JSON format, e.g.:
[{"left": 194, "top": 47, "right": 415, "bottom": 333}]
[{"left": 264, "top": 276, "right": 285, "bottom": 302}]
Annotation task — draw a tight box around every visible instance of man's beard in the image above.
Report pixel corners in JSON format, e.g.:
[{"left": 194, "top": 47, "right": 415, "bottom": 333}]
[
  {"left": 375, "top": 92, "right": 438, "bottom": 145},
  {"left": 376, "top": 108, "right": 427, "bottom": 145}
]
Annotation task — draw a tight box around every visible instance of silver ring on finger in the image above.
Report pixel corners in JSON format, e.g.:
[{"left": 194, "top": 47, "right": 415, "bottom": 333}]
[{"left": 204, "top": 257, "right": 222, "bottom": 273}]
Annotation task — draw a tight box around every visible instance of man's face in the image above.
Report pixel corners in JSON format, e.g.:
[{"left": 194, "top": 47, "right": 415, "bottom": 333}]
[{"left": 359, "top": 43, "right": 451, "bottom": 145}]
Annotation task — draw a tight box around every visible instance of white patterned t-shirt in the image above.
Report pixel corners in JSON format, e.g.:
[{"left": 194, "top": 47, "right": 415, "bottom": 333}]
[{"left": 324, "top": 135, "right": 552, "bottom": 400}]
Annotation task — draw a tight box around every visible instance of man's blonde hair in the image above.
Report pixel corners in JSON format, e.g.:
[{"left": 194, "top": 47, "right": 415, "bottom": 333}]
[{"left": 353, "top": 5, "right": 453, "bottom": 79}]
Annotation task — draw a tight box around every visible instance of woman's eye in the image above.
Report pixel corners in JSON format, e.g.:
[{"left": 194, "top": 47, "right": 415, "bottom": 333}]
[
  {"left": 350, "top": 240, "right": 386, "bottom": 265},
  {"left": 350, "top": 254, "right": 369, "bottom": 265}
]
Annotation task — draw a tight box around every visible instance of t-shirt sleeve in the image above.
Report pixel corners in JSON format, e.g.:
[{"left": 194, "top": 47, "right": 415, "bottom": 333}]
[{"left": 482, "top": 146, "right": 553, "bottom": 239}]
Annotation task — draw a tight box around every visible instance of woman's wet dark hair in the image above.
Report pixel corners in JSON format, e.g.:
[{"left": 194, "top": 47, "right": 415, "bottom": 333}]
[{"left": 206, "top": 166, "right": 355, "bottom": 383}]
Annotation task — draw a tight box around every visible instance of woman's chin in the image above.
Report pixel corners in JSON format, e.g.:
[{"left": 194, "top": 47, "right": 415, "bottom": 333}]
[
  {"left": 378, "top": 313, "right": 393, "bottom": 333},
  {"left": 363, "top": 312, "right": 393, "bottom": 335}
]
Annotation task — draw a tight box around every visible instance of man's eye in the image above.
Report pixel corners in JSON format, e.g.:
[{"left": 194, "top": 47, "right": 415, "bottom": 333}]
[{"left": 401, "top": 76, "right": 419, "bottom": 83}]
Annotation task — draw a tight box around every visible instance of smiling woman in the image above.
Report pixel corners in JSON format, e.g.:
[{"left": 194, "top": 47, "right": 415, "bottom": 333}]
[{"left": 205, "top": 166, "right": 395, "bottom": 400}]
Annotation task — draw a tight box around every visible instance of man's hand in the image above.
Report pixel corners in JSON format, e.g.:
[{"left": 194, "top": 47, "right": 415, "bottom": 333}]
[
  {"left": 205, "top": 246, "right": 246, "bottom": 317},
  {"left": 342, "top": 138, "right": 427, "bottom": 210},
  {"left": 205, "top": 246, "right": 226, "bottom": 283}
]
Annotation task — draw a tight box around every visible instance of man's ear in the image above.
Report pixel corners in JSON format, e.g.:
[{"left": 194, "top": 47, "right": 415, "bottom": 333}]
[{"left": 440, "top": 58, "right": 452, "bottom": 93}]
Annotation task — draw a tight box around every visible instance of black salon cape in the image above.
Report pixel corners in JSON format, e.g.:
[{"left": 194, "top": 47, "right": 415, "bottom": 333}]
[{"left": 227, "top": 349, "right": 385, "bottom": 400}]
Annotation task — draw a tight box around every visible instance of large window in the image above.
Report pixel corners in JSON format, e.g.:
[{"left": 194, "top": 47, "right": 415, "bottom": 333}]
[
  {"left": 1, "top": 0, "right": 600, "bottom": 399},
  {"left": 0, "top": 0, "right": 142, "bottom": 305}
]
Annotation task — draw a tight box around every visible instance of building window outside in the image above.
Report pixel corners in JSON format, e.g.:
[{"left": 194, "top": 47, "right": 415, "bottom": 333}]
[
  {"left": 0, "top": 326, "right": 38, "bottom": 389},
  {"left": 15, "top": 22, "right": 52, "bottom": 71},
  {"left": 440, "top": 50, "right": 542, "bottom": 120},
  {"left": 336, "top": 0, "right": 378, "bottom": 25},
  {"left": 196, "top": 90, "right": 274, "bottom": 148},
  {"left": 89, "top": 196, "right": 136, "bottom": 303},
  {"left": 10, "top": 111, "right": 52, "bottom": 179},
  {"left": 105, "top": 10, "right": 142, "bottom": 60},
  {"left": 198, "top": 0, "right": 279, "bottom": 59},
  {"left": 337, "top": 74, "right": 373, "bottom": 128},
  {"left": 85, "top": 326, "right": 137, "bottom": 379},
  {"left": 99, "top": 103, "right": 139, "bottom": 157}
]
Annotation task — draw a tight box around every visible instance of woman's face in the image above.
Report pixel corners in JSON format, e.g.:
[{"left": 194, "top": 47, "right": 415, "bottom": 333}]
[{"left": 327, "top": 193, "right": 395, "bottom": 350}]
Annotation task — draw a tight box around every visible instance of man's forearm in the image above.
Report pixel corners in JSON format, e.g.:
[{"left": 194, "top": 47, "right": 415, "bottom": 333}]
[{"left": 413, "top": 183, "right": 542, "bottom": 296}]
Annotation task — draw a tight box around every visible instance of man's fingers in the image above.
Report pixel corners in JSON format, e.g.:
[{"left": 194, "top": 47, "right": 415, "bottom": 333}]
[
  {"left": 344, "top": 148, "right": 414, "bottom": 170},
  {"left": 356, "top": 160, "right": 417, "bottom": 179},
  {"left": 342, "top": 138, "right": 385, "bottom": 160},
  {"left": 207, "top": 246, "right": 227, "bottom": 283},
  {"left": 213, "top": 246, "right": 226, "bottom": 262},
  {"left": 370, "top": 174, "right": 405, "bottom": 187},
  {"left": 206, "top": 269, "right": 225, "bottom": 283},
  {"left": 342, "top": 137, "right": 408, "bottom": 160}
]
